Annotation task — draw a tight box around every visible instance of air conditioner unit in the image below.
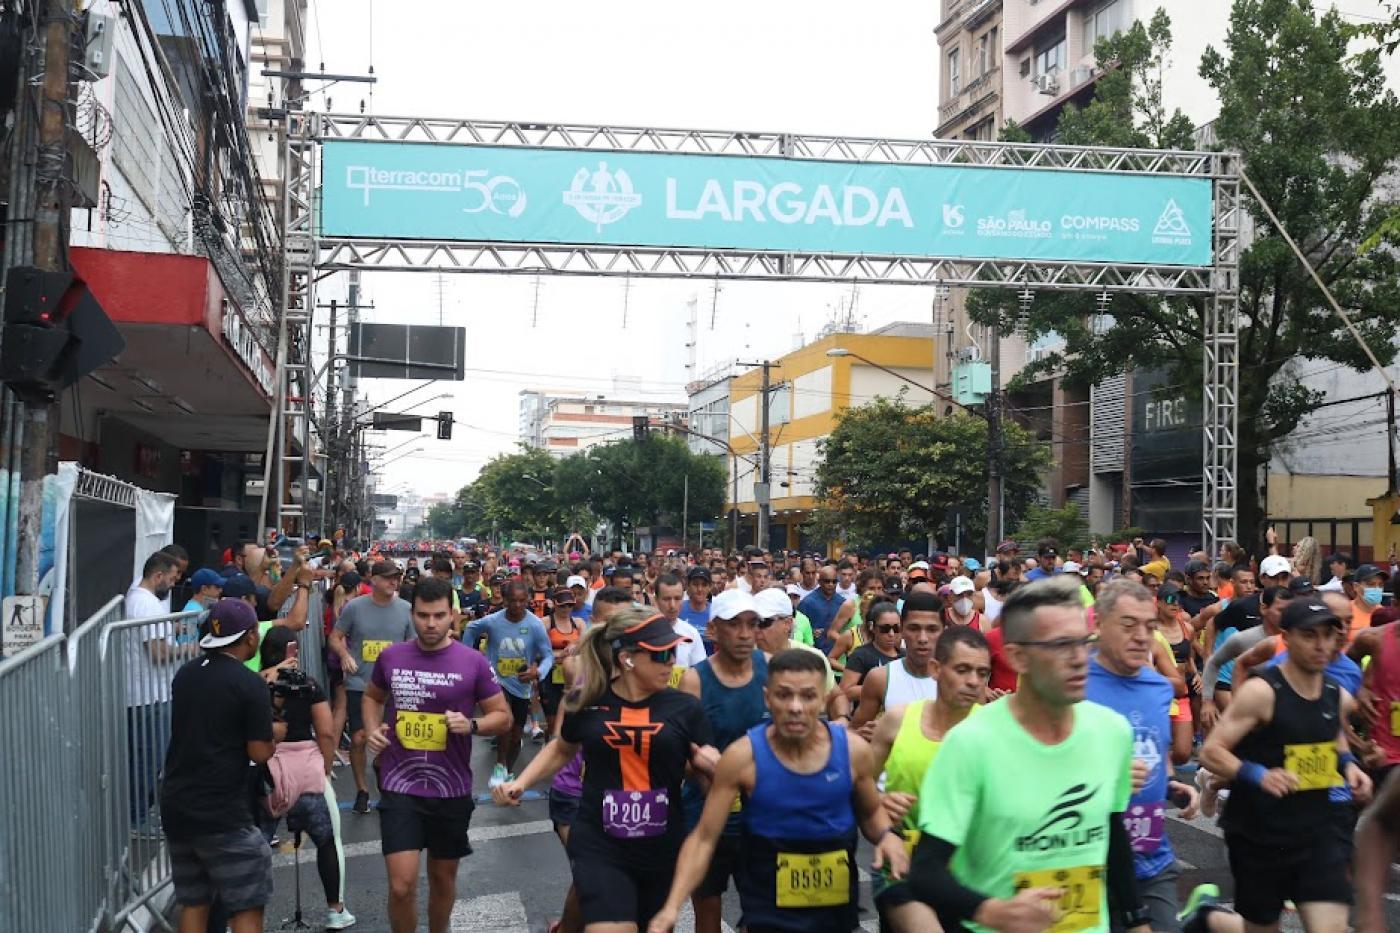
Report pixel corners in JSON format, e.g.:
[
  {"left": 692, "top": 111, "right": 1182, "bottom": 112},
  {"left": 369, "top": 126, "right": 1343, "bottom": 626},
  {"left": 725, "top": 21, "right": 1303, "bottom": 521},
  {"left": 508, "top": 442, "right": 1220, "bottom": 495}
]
[{"left": 1035, "top": 73, "right": 1060, "bottom": 95}]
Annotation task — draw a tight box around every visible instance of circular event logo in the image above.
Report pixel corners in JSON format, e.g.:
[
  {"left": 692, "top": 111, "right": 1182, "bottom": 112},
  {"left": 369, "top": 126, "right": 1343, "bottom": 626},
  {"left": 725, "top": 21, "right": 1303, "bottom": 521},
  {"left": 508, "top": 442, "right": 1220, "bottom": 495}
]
[{"left": 563, "top": 162, "right": 643, "bottom": 231}]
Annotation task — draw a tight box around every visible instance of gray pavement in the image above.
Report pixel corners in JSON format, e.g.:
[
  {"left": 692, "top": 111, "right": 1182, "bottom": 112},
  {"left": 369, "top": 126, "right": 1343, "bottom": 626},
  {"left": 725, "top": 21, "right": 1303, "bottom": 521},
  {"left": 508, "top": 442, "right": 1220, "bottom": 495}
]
[{"left": 253, "top": 744, "right": 1400, "bottom": 933}]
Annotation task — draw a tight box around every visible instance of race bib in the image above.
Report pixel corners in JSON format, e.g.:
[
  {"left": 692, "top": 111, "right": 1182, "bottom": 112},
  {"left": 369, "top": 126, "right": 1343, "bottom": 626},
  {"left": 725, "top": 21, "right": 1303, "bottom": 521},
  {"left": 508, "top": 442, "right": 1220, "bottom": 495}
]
[
  {"left": 777, "top": 850, "right": 850, "bottom": 908},
  {"left": 1125, "top": 801, "right": 1165, "bottom": 854},
  {"left": 730, "top": 793, "right": 743, "bottom": 814},
  {"left": 361, "top": 639, "right": 390, "bottom": 662},
  {"left": 1284, "top": 741, "right": 1342, "bottom": 791},
  {"left": 1013, "top": 865, "right": 1102, "bottom": 933},
  {"left": 396, "top": 712, "right": 448, "bottom": 751},
  {"left": 903, "top": 828, "right": 921, "bottom": 861},
  {"left": 1390, "top": 700, "right": 1400, "bottom": 736},
  {"left": 496, "top": 656, "right": 526, "bottom": 679},
  {"left": 668, "top": 665, "right": 686, "bottom": 688},
  {"left": 551, "top": 664, "right": 566, "bottom": 685},
  {"left": 601, "top": 788, "right": 669, "bottom": 839}
]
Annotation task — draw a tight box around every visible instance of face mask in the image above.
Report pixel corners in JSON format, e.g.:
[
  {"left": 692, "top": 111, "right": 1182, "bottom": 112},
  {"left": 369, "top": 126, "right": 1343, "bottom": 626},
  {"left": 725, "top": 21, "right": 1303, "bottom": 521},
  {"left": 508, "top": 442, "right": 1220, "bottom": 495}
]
[
  {"left": 1363, "top": 586, "right": 1384, "bottom": 607},
  {"left": 953, "top": 597, "right": 974, "bottom": 615}
]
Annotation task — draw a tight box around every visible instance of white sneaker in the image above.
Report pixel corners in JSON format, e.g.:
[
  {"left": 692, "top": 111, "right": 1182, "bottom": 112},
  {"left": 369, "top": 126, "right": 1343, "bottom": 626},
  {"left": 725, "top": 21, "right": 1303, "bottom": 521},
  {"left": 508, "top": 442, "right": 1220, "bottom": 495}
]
[
  {"left": 326, "top": 906, "right": 357, "bottom": 930},
  {"left": 488, "top": 763, "right": 508, "bottom": 789},
  {"left": 1195, "top": 767, "right": 1220, "bottom": 819}
]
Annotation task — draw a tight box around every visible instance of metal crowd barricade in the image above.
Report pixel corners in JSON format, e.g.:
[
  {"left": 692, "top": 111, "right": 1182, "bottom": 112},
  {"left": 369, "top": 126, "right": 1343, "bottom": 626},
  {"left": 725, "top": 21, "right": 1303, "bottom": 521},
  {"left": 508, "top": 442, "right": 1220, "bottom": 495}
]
[
  {"left": 296, "top": 586, "right": 328, "bottom": 686},
  {"left": 97, "top": 608, "right": 203, "bottom": 933},
  {"left": 0, "top": 634, "right": 85, "bottom": 932}
]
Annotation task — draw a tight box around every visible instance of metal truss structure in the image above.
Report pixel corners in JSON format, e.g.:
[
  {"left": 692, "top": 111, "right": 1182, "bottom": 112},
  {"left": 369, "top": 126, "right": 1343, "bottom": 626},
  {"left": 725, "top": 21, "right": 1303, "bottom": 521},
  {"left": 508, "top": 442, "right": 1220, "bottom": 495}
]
[{"left": 271, "top": 112, "right": 1241, "bottom": 551}]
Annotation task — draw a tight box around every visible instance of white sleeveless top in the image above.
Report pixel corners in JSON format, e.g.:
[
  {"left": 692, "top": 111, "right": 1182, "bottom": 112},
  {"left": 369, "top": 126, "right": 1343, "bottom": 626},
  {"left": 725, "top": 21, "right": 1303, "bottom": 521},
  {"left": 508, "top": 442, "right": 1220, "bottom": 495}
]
[{"left": 884, "top": 658, "right": 937, "bottom": 708}]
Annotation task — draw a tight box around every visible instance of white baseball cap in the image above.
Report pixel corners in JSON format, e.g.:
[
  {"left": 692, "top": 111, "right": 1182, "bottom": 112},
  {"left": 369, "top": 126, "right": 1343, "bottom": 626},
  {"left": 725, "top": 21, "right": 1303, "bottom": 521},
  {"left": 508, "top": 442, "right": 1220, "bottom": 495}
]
[
  {"left": 754, "top": 588, "right": 795, "bottom": 620},
  {"left": 784, "top": 583, "right": 804, "bottom": 596},
  {"left": 1260, "top": 555, "right": 1292, "bottom": 578},
  {"left": 1062, "top": 560, "right": 1082, "bottom": 575},
  {"left": 712, "top": 588, "right": 761, "bottom": 620},
  {"left": 948, "top": 576, "right": 976, "bottom": 595},
  {"left": 566, "top": 575, "right": 587, "bottom": 589}
]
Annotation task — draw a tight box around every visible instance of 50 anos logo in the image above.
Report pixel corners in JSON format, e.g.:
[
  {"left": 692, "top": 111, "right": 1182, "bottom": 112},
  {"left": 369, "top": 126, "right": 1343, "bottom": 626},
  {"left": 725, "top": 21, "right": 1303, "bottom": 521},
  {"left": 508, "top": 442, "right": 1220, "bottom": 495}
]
[{"left": 461, "top": 171, "right": 527, "bottom": 217}]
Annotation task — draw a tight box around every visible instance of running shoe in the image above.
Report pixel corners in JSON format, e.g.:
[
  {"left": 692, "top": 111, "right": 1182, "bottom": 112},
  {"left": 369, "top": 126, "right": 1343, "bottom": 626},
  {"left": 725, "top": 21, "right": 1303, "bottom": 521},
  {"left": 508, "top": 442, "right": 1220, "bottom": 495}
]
[
  {"left": 1195, "top": 767, "right": 1219, "bottom": 819},
  {"left": 352, "top": 790, "right": 371, "bottom": 814},
  {"left": 488, "top": 763, "right": 508, "bottom": 789},
  {"left": 326, "top": 906, "right": 357, "bottom": 930},
  {"left": 531, "top": 723, "right": 546, "bottom": 743},
  {"left": 1178, "top": 883, "right": 1220, "bottom": 933}
]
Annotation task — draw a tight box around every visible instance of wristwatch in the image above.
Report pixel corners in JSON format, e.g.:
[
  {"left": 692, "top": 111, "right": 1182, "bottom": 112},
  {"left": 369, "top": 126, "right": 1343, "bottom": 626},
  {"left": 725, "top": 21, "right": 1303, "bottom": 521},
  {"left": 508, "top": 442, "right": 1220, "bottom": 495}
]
[{"left": 469, "top": 718, "right": 479, "bottom": 735}]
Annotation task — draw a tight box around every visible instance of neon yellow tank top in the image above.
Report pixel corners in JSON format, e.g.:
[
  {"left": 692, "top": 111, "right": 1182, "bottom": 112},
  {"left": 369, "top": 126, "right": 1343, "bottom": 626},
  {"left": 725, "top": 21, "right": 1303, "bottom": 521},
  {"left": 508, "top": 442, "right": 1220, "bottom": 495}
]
[{"left": 884, "top": 700, "right": 980, "bottom": 830}]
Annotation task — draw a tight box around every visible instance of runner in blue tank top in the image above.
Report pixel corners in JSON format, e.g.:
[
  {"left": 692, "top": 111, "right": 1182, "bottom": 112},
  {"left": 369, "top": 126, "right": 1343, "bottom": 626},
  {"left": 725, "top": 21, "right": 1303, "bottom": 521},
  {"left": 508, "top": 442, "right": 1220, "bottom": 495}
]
[
  {"left": 649, "top": 648, "right": 908, "bottom": 933},
  {"left": 677, "top": 589, "right": 770, "bottom": 933}
]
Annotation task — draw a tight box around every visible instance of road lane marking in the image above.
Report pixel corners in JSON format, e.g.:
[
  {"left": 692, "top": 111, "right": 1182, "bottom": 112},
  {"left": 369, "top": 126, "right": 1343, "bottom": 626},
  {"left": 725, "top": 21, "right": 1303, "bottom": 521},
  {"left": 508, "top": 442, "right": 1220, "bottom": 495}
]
[{"left": 450, "top": 891, "right": 529, "bottom": 933}]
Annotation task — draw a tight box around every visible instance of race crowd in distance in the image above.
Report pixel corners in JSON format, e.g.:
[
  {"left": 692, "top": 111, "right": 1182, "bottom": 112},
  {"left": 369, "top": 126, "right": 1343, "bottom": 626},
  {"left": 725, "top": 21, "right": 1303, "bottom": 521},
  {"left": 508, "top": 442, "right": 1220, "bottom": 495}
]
[{"left": 131, "top": 531, "right": 1400, "bottom": 933}]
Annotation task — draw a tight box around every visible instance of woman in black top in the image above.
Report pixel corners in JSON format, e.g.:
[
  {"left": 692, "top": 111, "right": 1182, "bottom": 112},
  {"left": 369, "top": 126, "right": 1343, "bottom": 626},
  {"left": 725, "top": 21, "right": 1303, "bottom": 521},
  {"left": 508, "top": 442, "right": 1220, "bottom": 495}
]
[
  {"left": 258, "top": 628, "right": 355, "bottom": 930},
  {"left": 837, "top": 601, "right": 903, "bottom": 704},
  {"left": 494, "top": 606, "right": 719, "bottom": 931}
]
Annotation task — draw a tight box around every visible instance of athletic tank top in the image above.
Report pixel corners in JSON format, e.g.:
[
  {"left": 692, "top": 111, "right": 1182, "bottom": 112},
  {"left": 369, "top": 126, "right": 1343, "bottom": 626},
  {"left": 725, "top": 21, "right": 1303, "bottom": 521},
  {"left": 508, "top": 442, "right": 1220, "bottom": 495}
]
[
  {"left": 885, "top": 659, "right": 938, "bottom": 709},
  {"left": 883, "top": 700, "right": 950, "bottom": 830},
  {"left": 1370, "top": 623, "right": 1400, "bottom": 766},
  {"left": 739, "top": 722, "right": 859, "bottom": 930},
  {"left": 1220, "top": 665, "right": 1343, "bottom": 845},
  {"left": 682, "top": 654, "right": 770, "bottom": 831}
]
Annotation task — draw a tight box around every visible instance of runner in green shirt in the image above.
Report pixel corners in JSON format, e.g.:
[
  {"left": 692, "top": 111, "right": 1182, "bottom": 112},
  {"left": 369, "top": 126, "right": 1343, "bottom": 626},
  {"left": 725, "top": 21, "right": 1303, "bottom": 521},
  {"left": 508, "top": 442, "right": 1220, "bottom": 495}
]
[{"left": 910, "top": 576, "right": 1150, "bottom": 933}]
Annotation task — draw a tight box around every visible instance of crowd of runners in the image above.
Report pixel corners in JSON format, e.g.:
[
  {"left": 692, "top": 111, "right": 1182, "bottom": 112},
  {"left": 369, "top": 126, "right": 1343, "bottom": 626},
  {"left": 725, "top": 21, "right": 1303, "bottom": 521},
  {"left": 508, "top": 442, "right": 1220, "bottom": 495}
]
[{"left": 146, "top": 533, "right": 1400, "bottom": 933}]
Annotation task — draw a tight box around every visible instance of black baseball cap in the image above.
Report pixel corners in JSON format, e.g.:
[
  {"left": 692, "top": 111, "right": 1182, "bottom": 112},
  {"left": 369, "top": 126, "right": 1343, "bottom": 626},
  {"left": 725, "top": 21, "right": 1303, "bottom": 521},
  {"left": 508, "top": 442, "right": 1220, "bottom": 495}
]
[
  {"left": 1353, "top": 563, "right": 1390, "bottom": 583},
  {"left": 686, "top": 566, "right": 712, "bottom": 582},
  {"left": 371, "top": 559, "right": 403, "bottom": 578},
  {"left": 1286, "top": 577, "right": 1315, "bottom": 596},
  {"left": 1280, "top": 599, "right": 1344, "bottom": 631},
  {"left": 610, "top": 614, "right": 693, "bottom": 652}
]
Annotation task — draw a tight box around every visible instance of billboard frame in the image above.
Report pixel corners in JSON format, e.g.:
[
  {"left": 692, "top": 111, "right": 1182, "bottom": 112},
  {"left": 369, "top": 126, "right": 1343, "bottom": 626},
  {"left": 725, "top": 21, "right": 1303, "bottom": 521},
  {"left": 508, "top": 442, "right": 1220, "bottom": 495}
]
[{"left": 268, "top": 112, "right": 1241, "bottom": 554}]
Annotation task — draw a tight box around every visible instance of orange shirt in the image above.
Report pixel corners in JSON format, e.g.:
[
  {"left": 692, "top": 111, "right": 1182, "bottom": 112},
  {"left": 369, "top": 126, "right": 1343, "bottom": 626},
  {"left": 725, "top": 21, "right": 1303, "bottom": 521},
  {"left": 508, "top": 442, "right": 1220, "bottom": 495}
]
[{"left": 1351, "top": 601, "right": 1374, "bottom": 642}]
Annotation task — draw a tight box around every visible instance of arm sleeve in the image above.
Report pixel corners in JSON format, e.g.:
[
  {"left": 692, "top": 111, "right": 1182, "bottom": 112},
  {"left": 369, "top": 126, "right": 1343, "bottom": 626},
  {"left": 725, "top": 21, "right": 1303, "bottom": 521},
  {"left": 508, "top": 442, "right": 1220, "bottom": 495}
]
[
  {"left": 1202, "top": 627, "right": 1267, "bottom": 702},
  {"left": 1106, "top": 813, "right": 1146, "bottom": 925},
  {"left": 908, "top": 834, "right": 988, "bottom": 924},
  {"left": 532, "top": 621, "right": 553, "bottom": 680}
]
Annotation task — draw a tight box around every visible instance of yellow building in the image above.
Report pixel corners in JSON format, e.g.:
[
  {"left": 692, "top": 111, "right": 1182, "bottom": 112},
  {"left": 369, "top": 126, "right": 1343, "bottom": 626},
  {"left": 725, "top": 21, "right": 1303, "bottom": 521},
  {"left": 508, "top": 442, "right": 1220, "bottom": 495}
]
[{"left": 725, "top": 324, "right": 947, "bottom": 552}]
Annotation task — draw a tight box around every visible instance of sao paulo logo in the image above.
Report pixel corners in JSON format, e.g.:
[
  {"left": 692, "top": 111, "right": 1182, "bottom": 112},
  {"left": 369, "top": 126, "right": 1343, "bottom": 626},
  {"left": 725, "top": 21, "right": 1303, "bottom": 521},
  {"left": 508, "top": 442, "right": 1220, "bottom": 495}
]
[
  {"left": 1152, "top": 198, "right": 1192, "bottom": 243},
  {"left": 564, "top": 162, "right": 643, "bottom": 231}
]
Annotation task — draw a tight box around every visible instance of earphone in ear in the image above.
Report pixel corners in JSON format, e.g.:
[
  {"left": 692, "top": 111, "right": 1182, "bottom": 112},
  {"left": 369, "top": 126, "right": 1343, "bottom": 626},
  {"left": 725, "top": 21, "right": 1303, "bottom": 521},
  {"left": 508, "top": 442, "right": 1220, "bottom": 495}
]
[{"left": 622, "top": 658, "right": 635, "bottom": 670}]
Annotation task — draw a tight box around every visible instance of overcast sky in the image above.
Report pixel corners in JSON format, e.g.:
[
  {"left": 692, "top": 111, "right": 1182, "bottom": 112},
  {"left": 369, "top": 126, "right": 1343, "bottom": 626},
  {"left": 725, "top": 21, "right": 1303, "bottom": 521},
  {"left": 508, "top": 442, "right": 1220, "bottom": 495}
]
[{"left": 304, "top": 0, "right": 1398, "bottom": 501}]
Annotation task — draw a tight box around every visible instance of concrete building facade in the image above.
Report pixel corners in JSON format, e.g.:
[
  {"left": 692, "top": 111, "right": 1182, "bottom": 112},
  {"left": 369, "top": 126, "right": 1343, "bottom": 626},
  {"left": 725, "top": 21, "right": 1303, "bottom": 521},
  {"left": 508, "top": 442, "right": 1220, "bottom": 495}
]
[{"left": 518, "top": 390, "right": 689, "bottom": 457}]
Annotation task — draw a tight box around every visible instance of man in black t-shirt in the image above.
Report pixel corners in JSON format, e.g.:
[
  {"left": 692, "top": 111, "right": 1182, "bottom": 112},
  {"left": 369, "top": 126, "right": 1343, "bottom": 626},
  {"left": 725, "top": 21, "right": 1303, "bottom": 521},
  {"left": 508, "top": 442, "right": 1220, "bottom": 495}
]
[
  {"left": 1178, "top": 559, "right": 1220, "bottom": 619},
  {"left": 161, "top": 599, "right": 279, "bottom": 933}
]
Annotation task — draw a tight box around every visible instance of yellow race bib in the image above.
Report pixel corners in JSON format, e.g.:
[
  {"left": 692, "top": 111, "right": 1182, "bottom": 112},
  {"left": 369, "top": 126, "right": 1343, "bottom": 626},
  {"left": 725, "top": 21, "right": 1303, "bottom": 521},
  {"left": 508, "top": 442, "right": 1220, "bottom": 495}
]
[
  {"left": 903, "top": 828, "right": 921, "bottom": 862},
  {"left": 395, "top": 712, "right": 448, "bottom": 751},
  {"left": 496, "top": 657, "right": 526, "bottom": 679},
  {"left": 1284, "top": 741, "right": 1343, "bottom": 791},
  {"left": 668, "top": 665, "right": 687, "bottom": 688},
  {"left": 1013, "top": 865, "right": 1102, "bottom": 933},
  {"left": 361, "top": 639, "right": 390, "bottom": 662},
  {"left": 776, "top": 850, "right": 850, "bottom": 908},
  {"left": 551, "top": 664, "right": 566, "bottom": 685},
  {"left": 1390, "top": 700, "right": 1400, "bottom": 736},
  {"left": 730, "top": 793, "right": 743, "bottom": 814}
]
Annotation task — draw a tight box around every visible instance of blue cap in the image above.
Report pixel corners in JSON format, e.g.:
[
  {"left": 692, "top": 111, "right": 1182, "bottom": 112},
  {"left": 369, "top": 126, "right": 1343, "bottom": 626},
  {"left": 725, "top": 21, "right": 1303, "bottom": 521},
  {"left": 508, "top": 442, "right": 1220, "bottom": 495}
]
[
  {"left": 190, "top": 568, "right": 225, "bottom": 590},
  {"left": 962, "top": 557, "right": 982, "bottom": 572},
  {"left": 222, "top": 573, "right": 256, "bottom": 599}
]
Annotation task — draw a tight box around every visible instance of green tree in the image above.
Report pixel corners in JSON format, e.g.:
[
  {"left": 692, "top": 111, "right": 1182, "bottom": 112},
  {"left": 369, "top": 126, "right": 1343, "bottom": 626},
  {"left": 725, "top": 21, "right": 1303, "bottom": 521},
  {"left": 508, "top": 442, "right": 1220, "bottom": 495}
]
[
  {"left": 972, "top": 1, "right": 1400, "bottom": 549},
  {"left": 425, "top": 501, "right": 464, "bottom": 539},
  {"left": 471, "top": 446, "right": 561, "bottom": 541},
  {"left": 1012, "top": 503, "right": 1091, "bottom": 553},
  {"left": 811, "top": 398, "right": 1051, "bottom": 549}
]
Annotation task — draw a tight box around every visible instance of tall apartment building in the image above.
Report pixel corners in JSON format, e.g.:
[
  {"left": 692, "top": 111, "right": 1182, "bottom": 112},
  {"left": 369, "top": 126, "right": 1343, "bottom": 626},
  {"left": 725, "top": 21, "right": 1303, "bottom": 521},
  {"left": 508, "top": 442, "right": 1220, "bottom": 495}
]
[
  {"left": 935, "top": 0, "right": 1004, "bottom": 140},
  {"left": 518, "top": 391, "right": 690, "bottom": 457}
]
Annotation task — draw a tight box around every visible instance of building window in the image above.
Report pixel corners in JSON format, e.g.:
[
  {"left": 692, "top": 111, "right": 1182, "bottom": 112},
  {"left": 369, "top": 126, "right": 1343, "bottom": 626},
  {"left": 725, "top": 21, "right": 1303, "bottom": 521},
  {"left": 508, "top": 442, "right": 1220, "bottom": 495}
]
[
  {"left": 1034, "top": 33, "right": 1065, "bottom": 76},
  {"left": 1085, "top": 0, "right": 1130, "bottom": 51},
  {"left": 966, "top": 118, "right": 995, "bottom": 141},
  {"left": 978, "top": 27, "right": 997, "bottom": 77},
  {"left": 948, "top": 48, "right": 961, "bottom": 96}
]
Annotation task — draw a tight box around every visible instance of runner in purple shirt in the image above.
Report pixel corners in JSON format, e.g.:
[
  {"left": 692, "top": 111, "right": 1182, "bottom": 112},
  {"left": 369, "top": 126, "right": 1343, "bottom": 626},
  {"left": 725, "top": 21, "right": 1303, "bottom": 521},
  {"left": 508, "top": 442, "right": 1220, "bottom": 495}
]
[{"left": 363, "top": 577, "right": 513, "bottom": 933}]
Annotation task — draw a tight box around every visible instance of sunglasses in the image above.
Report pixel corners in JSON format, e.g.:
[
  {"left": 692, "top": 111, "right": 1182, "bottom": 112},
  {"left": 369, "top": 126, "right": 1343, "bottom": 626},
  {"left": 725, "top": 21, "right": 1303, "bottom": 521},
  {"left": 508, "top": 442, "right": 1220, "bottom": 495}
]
[
  {"left": 756, "top": 617, "right": 779, "bottom": 629},
  {"left": 874, "top": 624, "right": 901, "bottom": 635},
  {"left": 646, "top": 648, "right": 676, "bottom": 665}
]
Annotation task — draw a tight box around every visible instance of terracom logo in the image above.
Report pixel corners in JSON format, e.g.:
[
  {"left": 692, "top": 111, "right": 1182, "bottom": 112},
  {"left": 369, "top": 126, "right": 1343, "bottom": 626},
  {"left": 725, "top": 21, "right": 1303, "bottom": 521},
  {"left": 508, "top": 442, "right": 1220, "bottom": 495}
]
[{"left": 1015, "top": 784, "right": 1105, "bottom": 852}]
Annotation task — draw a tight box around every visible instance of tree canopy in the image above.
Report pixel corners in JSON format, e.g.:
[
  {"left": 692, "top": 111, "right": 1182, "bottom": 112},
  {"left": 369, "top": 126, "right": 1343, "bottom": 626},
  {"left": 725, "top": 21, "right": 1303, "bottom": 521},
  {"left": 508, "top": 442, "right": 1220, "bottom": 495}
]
[{"left": 811, "top": 397, "right": 1050, "bottom": 550}]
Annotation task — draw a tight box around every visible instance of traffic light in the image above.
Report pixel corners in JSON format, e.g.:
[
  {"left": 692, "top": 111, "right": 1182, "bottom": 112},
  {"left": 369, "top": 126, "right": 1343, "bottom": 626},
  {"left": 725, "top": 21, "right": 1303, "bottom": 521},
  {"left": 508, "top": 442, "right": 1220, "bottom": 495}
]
[
  {"left": 632, "top": 415, "right": 649, "bottom": 441},
  {"left": 437, "top": 410, "right": 453, "bottom": 440}
]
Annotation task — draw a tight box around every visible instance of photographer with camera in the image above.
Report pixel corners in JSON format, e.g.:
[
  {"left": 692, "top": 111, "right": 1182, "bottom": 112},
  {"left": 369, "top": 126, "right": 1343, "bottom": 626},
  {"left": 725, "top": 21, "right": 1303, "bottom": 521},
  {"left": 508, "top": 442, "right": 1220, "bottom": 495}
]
[{"left": 257, "top": 627, "right": 356, "bottom": 930}]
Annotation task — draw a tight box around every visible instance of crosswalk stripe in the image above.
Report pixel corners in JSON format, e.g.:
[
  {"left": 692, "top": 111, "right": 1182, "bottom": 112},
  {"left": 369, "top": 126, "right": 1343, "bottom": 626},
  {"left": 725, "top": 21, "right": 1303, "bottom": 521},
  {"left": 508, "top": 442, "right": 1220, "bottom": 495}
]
[
  {"left": 272, "top": 819, "right": 556, "bottom": 868},
  {"left": 449, "top": 891, "right": 529, "bottom": 932}
]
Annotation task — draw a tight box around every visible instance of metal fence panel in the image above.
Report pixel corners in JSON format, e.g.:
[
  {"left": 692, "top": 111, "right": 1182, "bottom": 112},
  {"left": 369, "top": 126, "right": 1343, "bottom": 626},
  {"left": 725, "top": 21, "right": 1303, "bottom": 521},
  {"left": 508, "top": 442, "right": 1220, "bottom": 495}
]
[
  {"left": 0, "top": 635, "right": 82, "bottom": 932},
  {"left": 297, "top": 587, "right": 328, "bottom": 687}
]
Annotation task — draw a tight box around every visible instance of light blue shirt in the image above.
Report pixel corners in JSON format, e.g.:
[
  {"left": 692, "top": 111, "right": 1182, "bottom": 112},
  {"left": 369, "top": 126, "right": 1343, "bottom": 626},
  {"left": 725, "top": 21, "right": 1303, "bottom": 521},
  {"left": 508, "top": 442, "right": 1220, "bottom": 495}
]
[{"left": 464, "top": 609, "right": 553, "bottom": 699}]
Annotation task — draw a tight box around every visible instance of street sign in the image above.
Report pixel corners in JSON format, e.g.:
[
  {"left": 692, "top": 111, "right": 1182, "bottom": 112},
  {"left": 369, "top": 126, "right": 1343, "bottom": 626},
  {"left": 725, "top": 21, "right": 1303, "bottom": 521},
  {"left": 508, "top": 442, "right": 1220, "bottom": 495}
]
[
  {"left": 2, "top": 595, "right": 46, "bottom": 657},
  {"left": 372, "top": 412, "right": 423, "bottom": 431},
  {"left": 348, "top": 322, "right": 466, "bottom": 380}
]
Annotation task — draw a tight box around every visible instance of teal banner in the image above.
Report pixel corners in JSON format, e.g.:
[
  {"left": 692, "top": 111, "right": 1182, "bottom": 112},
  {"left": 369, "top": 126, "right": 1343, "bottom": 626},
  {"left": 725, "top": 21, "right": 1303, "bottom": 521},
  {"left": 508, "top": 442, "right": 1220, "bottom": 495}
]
[{"left": 320, "top": 140, "right": 1213, "bottom": 267}]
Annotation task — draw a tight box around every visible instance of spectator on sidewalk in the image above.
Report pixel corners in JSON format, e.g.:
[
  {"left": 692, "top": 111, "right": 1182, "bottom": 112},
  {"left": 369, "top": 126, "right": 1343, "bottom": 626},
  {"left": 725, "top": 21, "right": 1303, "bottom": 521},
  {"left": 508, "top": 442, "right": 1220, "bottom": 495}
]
[{"left": 123, "top": 550, "right": 186, "bottom": 823}]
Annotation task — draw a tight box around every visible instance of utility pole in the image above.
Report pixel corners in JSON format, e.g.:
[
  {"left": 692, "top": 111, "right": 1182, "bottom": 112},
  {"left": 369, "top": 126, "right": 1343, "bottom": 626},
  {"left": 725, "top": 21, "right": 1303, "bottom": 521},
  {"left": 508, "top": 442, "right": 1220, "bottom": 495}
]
[
  {"left": 17, "top": 0, "right": 74, "bottom": 595},
  {"left": 318, "top": 299, "right": 338, "bottom": 535},
  {"left": 681, "top": 474, "right": 689, "bottom": 552},
  {"left": 985, "top": 327, "right": 1003, "bottom": 560},
  {"left": 757, "top": 361, "right": 773, "bottom": 551},
  {"left": 1388, "top": 389, "right": 1398, "bottom": 495}
]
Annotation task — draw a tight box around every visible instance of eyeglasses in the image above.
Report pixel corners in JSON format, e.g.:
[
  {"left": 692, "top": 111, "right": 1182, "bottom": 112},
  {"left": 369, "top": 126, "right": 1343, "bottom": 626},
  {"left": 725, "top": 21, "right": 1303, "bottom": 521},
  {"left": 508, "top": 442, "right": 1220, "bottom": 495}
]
[
  {"left": 874, "top": 624, "right": 901, "bottom": 634},
  {"left": 756, "top": 617, "right": 779, "bottom": 629},
  {"left": 819, "top": 578, "right": 837, "bottom": 585},
  {"left": 1009, "top": 635, "right": 1097, "bottom": 656},
  {"left": 647, "top": 648, "right": 676, "bottom": 665}
]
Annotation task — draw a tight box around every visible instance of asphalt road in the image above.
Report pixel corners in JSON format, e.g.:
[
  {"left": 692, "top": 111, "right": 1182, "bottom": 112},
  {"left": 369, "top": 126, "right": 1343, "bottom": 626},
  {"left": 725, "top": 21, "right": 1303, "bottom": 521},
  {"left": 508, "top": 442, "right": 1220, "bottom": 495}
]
[{"left": 255, "top": 744, "right": 1400, "bottom": 933}]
